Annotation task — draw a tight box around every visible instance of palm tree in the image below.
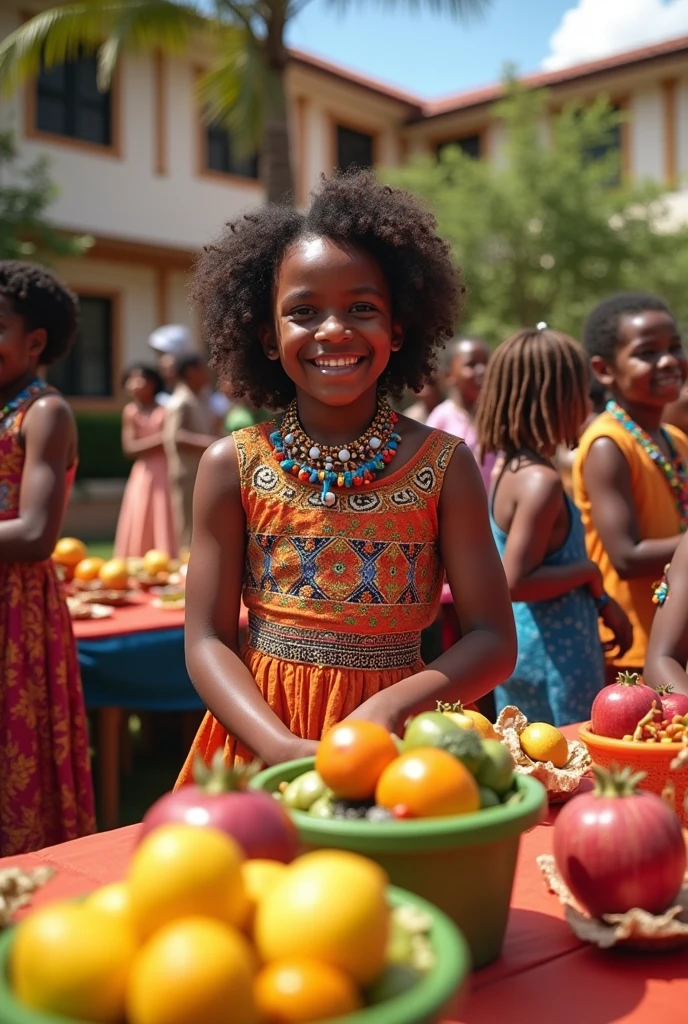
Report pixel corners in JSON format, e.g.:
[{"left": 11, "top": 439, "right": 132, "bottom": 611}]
[{"left": 0, "top": 0, "right": 489, "bottom": 204}]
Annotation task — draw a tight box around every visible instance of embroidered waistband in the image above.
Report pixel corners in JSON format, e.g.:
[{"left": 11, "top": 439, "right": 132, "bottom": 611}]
[{"left": 247, "top": 614, "right": 421, "bottom": 671}]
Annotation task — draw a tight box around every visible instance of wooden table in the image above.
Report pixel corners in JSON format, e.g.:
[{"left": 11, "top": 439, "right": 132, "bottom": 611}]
[{"left": 3, "top": 725, "right": 686, "bottom": 1022}]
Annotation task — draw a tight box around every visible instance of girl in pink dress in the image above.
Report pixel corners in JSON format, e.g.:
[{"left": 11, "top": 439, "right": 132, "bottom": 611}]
[
  {"left": 114, "top": 364, "right": 178, "bottom": 558},
  {"left": 0, "top": 261, "right": 95, "bottom": 855}
]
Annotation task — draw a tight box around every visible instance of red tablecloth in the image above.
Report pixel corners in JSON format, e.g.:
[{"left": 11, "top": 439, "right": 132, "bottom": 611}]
[
  {"left": 72, "top": 595, "right": 248, "bottom": 641},
  {"left": 2, "top": 725, "right": 686, "bottom": 1022}
]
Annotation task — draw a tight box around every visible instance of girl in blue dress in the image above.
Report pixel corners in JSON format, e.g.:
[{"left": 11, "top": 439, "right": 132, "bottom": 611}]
[{"left": 476, "top": 326, "right": 633, "bottom": 725}]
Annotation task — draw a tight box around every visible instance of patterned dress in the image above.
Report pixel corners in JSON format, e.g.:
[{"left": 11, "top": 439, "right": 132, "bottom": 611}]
[
  {"left": 178, "top": 423, "right": 461, "bottom": 780},
  {"left": 490, "top": 492, "right": 605, "bottom": 726},
  {"left": 0, "top": 384, "right": 95, "bottom": 855}
]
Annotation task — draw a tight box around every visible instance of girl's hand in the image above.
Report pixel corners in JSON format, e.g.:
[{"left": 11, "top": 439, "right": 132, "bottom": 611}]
[
  {"left": 343, "top": 692, "right": 400, "bottom": 734},
  {"left": 269, "top": 736, "right": 320, "bottom": 766},
  {"left": 600, "top": 597, "right": 633, "bottom": 658}
]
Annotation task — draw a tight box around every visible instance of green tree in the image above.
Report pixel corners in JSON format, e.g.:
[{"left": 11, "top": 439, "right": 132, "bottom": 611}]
[
  {"left": 0, "top": 0, "right": 488, "bottom": 206},
  {"left": 0, "top": 129, "right": 90, "bottom": 261},
  {"left": 386, "top": 80, "right": 688, "bottom": 342}
]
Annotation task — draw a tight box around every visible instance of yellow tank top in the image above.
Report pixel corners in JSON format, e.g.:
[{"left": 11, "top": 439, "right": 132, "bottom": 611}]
[{"left": 573, "top": 412, "right": 688, "bottom": 668}]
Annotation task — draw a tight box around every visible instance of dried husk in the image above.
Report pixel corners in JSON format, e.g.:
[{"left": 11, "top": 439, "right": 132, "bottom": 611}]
[
  {"left": 494, "top": 706, "right": 591, "bottom": 800},
  {"left": 0, "top": 866, "right": 55, "bottom": 929},
  {"left": 538, "top": 854, "right": 688, "bottom": 951}
]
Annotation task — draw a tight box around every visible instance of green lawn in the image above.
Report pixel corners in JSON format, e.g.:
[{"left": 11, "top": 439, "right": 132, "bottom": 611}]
[{"left": 85, "top": 539, "right": 115, "bottom": 560}]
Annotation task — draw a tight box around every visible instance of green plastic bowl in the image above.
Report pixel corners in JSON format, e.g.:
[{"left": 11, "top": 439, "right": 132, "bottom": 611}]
[
  {"left": 251, "top": 759, "right": 547, "bottom": 968},
  {"left": 0, "top": 887, "right": 469, "bottom": 1024}
]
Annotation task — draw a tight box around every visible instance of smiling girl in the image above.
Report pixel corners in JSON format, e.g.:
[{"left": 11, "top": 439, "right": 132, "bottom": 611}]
[
  {"left": 0, "top": 261, "right": 94, "bottom": 854},
  {"left": 573, "top": 292, "right": 688, "bottom": 681},
  {"left": 177, "top": 171, "right": 515, "bottom": 779}
]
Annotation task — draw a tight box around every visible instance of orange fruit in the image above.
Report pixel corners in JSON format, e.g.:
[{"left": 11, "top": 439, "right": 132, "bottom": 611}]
[
  {"left": 11, "top": 901, "right": 136, "bottom": 1024},
  {"left": 143, "top": 549, "right": 170, "bottom": 577},
  {"left": 376, "top": 748, "right": 480, "bottom": 818},
  {"left": 84, "top": 882, "right": 132, "bottom": 927},
  {"left": 52, "top": 537, "right": 87, "bottom": 567},
  {"left": 315, "top": 721, "right": 398, "bottom": 800},
  {"left": 127, "top": 824, "right": 248, "bottom": 941},
  {"left": 126, "top": 916, "right": 257, "bottom": 1024},
  {"left": 241, "top": 859, "right": 289, "bottom": 933},
  {"left": 98, "top": 558, "right": 130, "bottom": 590},
  {"left": 74, "top": 556, "right": 106, "bottom": 582},
  {"left": 520, "top": 723, "right": 569, "bottom": 768},
  {"left": 254, "top": 958, "right": 361, "bottom": 1023},
  {"left": 254, "top": 850, "right": 389, "bottom": 986}
]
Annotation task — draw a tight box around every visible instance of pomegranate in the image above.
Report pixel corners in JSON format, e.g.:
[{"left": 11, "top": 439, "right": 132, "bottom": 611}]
[
  {"left": 656, "top": 685, "right": 688, "bottom": 721},
  {"left": 553, "top": 765, "right": 686, "bottom": 917},
  {"left": 590, "top": 671, "right": 662, "bottom": 740},
  {"left": 139, "top": 753, "right": 298, "bottom": 863}
]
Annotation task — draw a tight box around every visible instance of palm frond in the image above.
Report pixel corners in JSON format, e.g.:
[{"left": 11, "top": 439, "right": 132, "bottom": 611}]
[
  {"left": 0, "top": 1, "right": 205, "bottom": 96},
  {"left": 197, "top": 25, "right": 266, "bottom": 156},
  {"left": 325, "top": 0, "right": 490, "bottom": 18}
]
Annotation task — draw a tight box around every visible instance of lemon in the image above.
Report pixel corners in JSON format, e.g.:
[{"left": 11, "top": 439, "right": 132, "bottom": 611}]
[
  {"left": 241, "top": 859, "right": 289, "bottom": 933},
  {"left": 520, "top": 722, "right": 569, "bottom": 768},
  {"left": 127, "top": 824, "right": 248, "bottom": 940},
  {"left": 84, "top": 882, "right": 132, "bottom": 927},
  {"left": 143, "top": 549, "right": 170, "bottom": 576},
  {"left": 254, "top": 850, "right": 389, "bottom": 985}
]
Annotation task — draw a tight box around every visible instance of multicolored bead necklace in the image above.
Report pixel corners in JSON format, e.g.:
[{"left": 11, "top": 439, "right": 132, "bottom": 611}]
[
  {"left": 270, "top": 398, "right": 401, "bottom": 506},
  {"left": 0, "top": 378, "right": 47, "bottom": 424},
  {"left": 606, "top": 399, "right": 688, "bottom": 530}
]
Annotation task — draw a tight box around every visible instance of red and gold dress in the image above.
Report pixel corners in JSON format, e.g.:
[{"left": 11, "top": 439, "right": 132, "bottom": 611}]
[
  {"left": 178, "top": 422, "right": 461, "bottom": 781},
  {"left": 0, "top": 383, "right": 95, "bottom": 855}
]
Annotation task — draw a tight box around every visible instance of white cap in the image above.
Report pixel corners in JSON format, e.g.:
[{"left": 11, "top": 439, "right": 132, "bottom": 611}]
[{"left": 148, "top": 324, "right": 193, "bottom": 355}]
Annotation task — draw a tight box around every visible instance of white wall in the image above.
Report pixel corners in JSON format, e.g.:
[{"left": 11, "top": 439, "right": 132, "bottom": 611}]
[{"left": 629, "top": 87, "right": 665, "bottom": 182}]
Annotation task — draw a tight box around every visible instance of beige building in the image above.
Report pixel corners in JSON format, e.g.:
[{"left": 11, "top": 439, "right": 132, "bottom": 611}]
[{"left": 2, "top": 3, "right": 688, "bottom": 410}]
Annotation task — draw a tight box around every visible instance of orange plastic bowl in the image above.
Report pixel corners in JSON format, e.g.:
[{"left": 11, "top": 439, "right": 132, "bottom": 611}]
[{"left": 579, "top": 722, "right": 687, "bottom": 825}]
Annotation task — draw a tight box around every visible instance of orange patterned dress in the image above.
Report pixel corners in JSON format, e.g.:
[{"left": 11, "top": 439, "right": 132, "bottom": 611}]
[
  {"left": 0, "top": 383, "right": 95, "bottom": 855},
  {"left": 178, "top": 422, "right": 461, "bottom": 781}
]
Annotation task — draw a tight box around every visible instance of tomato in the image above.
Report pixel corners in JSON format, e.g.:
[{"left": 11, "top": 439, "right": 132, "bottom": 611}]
[
  {"left": 254, "top": 958, "right": 361, "bottom": 1023},
  {"left": 126, "top": 916, "right": 257, "bottom": 1024},
  {"left": 254, "top": 850, "right": 389, "bottom": 986},
  {"left": 315, "top": 722, "right": 398, "bottom": 800},
  {"left": 475, "top": 739, "right": 515, "bottom": 795},
  {"left": 11, "top": 902, "right": 136, "bottom": 1024},
  {"left": 376, "top": 748, "right": 480, "bottom": 818},
  {"left": 127, "top": 824, "right": 248, "bottom": 940},
  {"left": 402, "top": 711, "right": 464, "bottom": 751}
]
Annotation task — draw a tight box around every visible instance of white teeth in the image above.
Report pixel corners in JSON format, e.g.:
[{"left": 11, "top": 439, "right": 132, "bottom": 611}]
[{"left": 313, "top": 356, "right": 360, "bottom": 367}]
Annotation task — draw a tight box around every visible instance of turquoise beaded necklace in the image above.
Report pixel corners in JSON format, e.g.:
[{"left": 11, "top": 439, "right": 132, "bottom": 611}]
[
  {"left": 606, "top": 399, "right": 688, "bottom": 530},
  {"left": 0, "top": 378, "right": 47, "bottom": 424}
]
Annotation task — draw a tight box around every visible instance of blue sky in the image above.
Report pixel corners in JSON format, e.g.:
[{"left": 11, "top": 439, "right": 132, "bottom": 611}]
[{"left": 286, "top": 0, "right": 688, "bottom": 100}]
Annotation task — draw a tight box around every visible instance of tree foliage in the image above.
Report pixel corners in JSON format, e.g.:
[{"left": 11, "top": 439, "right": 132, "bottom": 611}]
[
  {"left": 0, "top": 130, "right": 90, "bottom": 262},
  {"left": 386, "top": 80, "right": 688, "bottom": 342}
]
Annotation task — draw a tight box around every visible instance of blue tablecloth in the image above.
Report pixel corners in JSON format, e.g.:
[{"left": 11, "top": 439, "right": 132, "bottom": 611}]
[{"left": 78, "top": 627, "right": 204, "bottom": 710}]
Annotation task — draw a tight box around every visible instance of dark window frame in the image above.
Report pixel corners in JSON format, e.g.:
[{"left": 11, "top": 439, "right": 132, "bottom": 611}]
[
  {"left": 436, "top": 133, "right": 482, "bottom": 161},
  {"left": 33, "top": 52, "right": 113, "bottom": 149},
  {"left": 204, "top": 122, "right": 259, "bottom": 180},
  {"left": 335, "top": 124, "right": 375, "bottom": 173},
  {"left": 47, "top": 294, "right": 115, "bottom": 399}
]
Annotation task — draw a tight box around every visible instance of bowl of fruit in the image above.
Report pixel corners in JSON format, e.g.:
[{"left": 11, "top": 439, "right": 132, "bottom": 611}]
[
  {"left": 0, "top": 827, "right": 470, "bottom": 1024},
  {"left": 250, "top": 707, "right": 547, "bottom": 969},
  {"left": 579, "top": 672, "right": 688, "bottom": 824}
]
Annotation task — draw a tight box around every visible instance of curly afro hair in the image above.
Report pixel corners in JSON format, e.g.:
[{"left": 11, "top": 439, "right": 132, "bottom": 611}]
[
  {"left": 582, "top": 291, "right": 673, "bottom": 364},
  {"left": 193, "top": 169, "right": 464, "bottom": 408},
  {"left": 0, "top": 261, "right": 78, "bottom": 366}
]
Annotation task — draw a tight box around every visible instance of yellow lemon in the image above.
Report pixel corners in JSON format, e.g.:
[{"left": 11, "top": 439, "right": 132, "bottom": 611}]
[
  {"left": 254, "top": 850, "right": 389, "bottom": 985},
  {"left": 520, "top": 722, "right": 569, "bottom": 768},
  {"left": 84, "top": 882, "right": 132, "bottom": 927},
  {"left": 241, "top": 859, "right": 289, "bottom": 933},
  {"left": 143, "top": 549, "right": 170, "bottom": 577},
  {"left": 127, "top": 824, "right": 248, "bottom": 940}
]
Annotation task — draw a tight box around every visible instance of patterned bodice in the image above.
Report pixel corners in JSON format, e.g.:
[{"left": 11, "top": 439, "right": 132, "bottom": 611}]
[{"left": 236, "top": 423, "right": 461, "bottom": 643}]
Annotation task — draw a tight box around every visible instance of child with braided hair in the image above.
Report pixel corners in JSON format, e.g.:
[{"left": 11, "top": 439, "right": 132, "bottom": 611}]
[{"left": 477, "top": 326, "right": 632, "bottom": 725}]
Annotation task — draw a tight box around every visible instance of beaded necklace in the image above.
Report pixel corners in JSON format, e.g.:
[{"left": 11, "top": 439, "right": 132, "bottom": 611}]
[
  {"left": 0, "top": 378, "right": 47, "bottom": 425},
  {"left": 270, "top": 398, "right": 401, "bottom": 506},
  {"left": 606, "top": 399, "right": 688, "bottom": 530}
]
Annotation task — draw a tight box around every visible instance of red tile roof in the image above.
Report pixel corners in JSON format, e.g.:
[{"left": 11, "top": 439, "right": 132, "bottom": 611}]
[{"left": 291, "top": 33, "right": 688, "bottom": 121}]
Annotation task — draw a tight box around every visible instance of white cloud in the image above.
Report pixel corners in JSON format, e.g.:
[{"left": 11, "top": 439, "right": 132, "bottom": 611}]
[{"left": 543, "top": 0, "right": 688, "bottom": 71}]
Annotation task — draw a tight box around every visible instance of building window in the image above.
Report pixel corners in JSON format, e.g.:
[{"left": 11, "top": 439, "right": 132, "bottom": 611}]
[
  {"left": 436, "top": 134, "right": 482, "bottom": 160},
  {"left": 36, "top": 54, "right": 112, "bottom": 146},
  {"left": 48, "top": 296, "right": 113, "bottom": 398},
  {"left": 336, "top": 126, "right": 374, "bottom": 172},
  {"left": 205, "top": 123, "right": 259, "bottom": 178},
  {"left": 583, "top": 106, "right": 622, "bottom": 184}
]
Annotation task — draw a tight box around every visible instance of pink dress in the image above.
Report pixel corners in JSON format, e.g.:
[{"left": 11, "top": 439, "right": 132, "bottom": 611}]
[
  {"left": 114, "top": 404, "right": 178, "bottom": 558},
  {"left": 0, "top": 382, "right": 95, "bottom": 855},
  {"left": 426, "top": 400, "right": 496, "bottom": 492}
]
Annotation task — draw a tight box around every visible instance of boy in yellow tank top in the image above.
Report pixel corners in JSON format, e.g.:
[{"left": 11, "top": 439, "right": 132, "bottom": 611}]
[{"left": 573, "top": 292, "right": 688, "bottom": 679}]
